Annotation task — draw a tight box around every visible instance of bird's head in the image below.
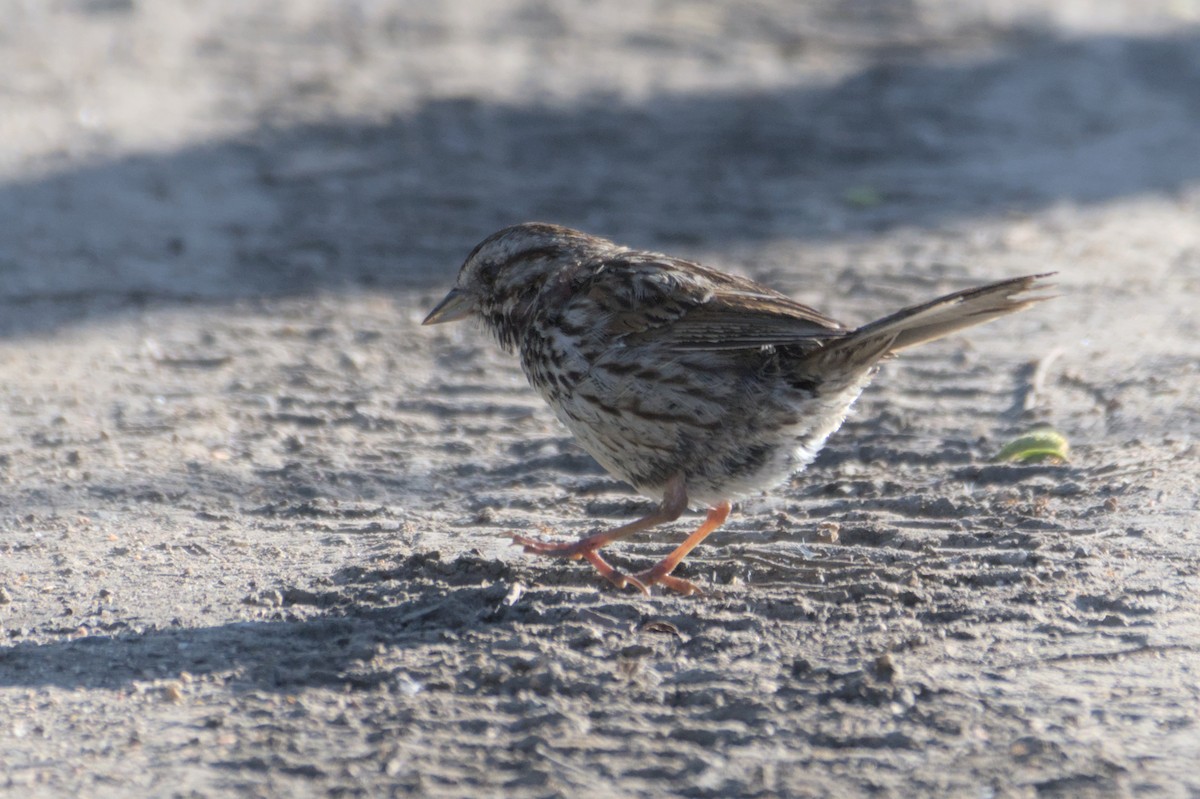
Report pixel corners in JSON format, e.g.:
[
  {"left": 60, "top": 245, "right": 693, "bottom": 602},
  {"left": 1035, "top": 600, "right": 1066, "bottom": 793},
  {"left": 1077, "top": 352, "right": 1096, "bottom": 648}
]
[{"left": 423, "top": 222, "right": 617, "bottom": 350}]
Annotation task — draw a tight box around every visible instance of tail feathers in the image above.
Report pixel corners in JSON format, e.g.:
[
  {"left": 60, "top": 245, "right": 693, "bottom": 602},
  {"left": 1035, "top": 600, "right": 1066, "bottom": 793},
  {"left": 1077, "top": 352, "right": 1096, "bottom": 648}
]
[{"left": 801, "top": 273, "right": 1055, "bottom": 376}]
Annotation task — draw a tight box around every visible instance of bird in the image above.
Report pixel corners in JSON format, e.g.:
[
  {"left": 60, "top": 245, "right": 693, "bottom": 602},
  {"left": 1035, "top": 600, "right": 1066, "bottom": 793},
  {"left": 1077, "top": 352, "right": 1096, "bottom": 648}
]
[{"left": 423, "top": 223, "right": 1052, "bottom": 595}]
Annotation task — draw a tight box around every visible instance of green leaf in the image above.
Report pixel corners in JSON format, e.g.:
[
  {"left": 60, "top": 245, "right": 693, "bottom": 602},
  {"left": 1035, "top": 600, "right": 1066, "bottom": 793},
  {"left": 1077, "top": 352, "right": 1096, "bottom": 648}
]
[{"left": 993, "top": 428, "right": 1070, "bottom": 464}]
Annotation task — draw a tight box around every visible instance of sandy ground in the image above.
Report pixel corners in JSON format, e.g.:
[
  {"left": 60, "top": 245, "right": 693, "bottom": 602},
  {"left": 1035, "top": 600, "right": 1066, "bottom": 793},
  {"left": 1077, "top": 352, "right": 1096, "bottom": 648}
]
[{"left": 1, "top": 1, "right": 1199, "bottom": 796}]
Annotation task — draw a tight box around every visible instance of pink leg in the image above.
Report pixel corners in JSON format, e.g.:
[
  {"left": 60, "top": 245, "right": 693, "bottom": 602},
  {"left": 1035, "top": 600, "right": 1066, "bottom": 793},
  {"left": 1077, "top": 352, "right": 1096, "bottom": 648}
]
[
  {"left": 630, "top": 501, "right": 731, "bottom": 596},
  {"left": 513, "top": 476, "right": 688, "bottom": 595},
  {"left": 513, "top": 477, "right": 732, "bottom": 596}
]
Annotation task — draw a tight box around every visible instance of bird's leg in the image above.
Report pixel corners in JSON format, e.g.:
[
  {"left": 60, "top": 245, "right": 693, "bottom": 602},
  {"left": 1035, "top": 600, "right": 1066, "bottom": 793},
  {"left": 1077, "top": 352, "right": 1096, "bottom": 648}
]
[
  {"left": 513, "top": 475, "right": 687, "bottom": 595},
  {"left": 631, "top": 501, "right": 731, "bottom": 596}
]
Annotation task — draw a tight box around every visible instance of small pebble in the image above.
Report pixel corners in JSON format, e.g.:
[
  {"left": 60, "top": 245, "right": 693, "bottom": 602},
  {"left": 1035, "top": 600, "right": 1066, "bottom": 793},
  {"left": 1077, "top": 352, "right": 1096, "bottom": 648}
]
[
  {"left": 874, "top": 652, "right": 900, "bottom": 682},
  {"left": 502, "top": 582, "right": 525, "bottom": 606}
]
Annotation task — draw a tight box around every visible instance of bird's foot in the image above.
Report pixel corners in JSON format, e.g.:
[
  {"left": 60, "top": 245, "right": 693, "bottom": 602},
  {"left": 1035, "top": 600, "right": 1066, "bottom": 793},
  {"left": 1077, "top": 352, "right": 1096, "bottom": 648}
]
[
  {"left": 511, "top": 533, "right": 702, "bottom": 595},
  {"left": 629, "top": 564, "right": 703, "bottom": 597},
  {"left": 512, "top": 534, "right": 649, "bottom": 595}
]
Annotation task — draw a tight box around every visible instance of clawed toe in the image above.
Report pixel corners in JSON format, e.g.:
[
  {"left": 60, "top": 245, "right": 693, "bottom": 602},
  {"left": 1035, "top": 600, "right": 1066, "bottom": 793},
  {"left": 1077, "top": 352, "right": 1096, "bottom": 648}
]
[
  {"left": 511, "top": 533, "right": 585, "bottom": 559},
  {"left": 599, "top": 566, "right": 699, "bottom": 596},
  {"left": 513, "top": 533, "right": 646, "bottom": 593},
  {"left": 509, "top": 498, "right": 727, "bottom": 597},
  {"left": 636, "top": 570, "right": 703, "bottom": 596},
  {"left": 602, "top": 569, "right": 649, "bottom": 596},
  {"left": 511, "top": 533, "right": 698, "bottom": 595}
]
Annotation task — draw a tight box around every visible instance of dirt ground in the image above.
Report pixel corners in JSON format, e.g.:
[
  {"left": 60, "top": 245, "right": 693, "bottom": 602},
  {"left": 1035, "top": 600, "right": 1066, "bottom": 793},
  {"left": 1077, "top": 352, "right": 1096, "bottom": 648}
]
[{"left": 1, "top": 1, "right": 1199, "bottom": 797}]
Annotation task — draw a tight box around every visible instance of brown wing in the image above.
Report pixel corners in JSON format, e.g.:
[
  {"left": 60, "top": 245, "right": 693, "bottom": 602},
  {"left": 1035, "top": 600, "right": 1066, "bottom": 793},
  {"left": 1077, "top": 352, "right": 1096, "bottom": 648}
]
[{"left": 579, "top": 253, "right": 848, "bottom": 352}]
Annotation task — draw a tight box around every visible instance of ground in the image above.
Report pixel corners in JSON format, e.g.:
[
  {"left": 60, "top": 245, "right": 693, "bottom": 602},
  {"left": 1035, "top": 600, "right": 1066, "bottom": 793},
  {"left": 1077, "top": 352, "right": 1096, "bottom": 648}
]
[{"left": 1, "top": 1, "right": 1199, "bottom": 797}]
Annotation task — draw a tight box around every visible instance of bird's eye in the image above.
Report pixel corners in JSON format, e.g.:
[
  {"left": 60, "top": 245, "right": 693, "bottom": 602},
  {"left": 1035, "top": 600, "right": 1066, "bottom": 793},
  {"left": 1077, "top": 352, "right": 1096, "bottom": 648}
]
[{"left": 476, "top": 259, "right": 501, "bottom": 288}]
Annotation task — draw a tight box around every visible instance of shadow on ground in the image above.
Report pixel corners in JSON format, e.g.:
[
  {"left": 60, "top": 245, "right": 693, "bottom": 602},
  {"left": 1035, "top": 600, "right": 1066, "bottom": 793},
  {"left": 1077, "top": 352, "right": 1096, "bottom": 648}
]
[
  {"left": 2, "top": 30, "right": 1198, "bottom": 338},
  {"left": 0, "top": 557, "right": 521, "bottom": 693}
]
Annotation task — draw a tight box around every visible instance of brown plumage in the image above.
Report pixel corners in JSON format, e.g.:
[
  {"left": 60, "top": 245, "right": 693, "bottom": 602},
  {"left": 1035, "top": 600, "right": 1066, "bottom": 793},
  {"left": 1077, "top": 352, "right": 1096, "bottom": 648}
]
[{"left": 424, "top": 223, "right": 1053, "bottom": 595}]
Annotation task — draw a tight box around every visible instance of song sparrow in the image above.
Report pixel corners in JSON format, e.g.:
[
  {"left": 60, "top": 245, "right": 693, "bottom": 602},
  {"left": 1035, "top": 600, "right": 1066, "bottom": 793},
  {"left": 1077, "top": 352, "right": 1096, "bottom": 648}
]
[{"left": 424, "top": 223, "right": 1052, "bottom": 595}]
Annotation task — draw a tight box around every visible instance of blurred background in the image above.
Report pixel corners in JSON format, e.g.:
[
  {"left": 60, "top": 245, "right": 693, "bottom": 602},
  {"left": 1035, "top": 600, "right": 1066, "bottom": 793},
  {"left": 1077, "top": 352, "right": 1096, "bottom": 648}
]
[{"left": 2, "top": 0, "right": 1199, "bottom": 328}]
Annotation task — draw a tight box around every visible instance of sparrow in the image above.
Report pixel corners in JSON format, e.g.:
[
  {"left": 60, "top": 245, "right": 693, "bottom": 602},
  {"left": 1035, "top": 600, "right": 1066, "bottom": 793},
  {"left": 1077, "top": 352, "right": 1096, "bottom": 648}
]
[{"left": 424, "top": 223, "right": 1052, "bottom": 594}]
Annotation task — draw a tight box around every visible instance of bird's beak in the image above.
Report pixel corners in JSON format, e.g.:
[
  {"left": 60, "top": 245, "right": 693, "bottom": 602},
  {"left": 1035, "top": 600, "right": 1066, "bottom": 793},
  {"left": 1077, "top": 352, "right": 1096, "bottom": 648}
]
[{"left": 422, "top": 288, "right": 474, "bottom": 325}]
